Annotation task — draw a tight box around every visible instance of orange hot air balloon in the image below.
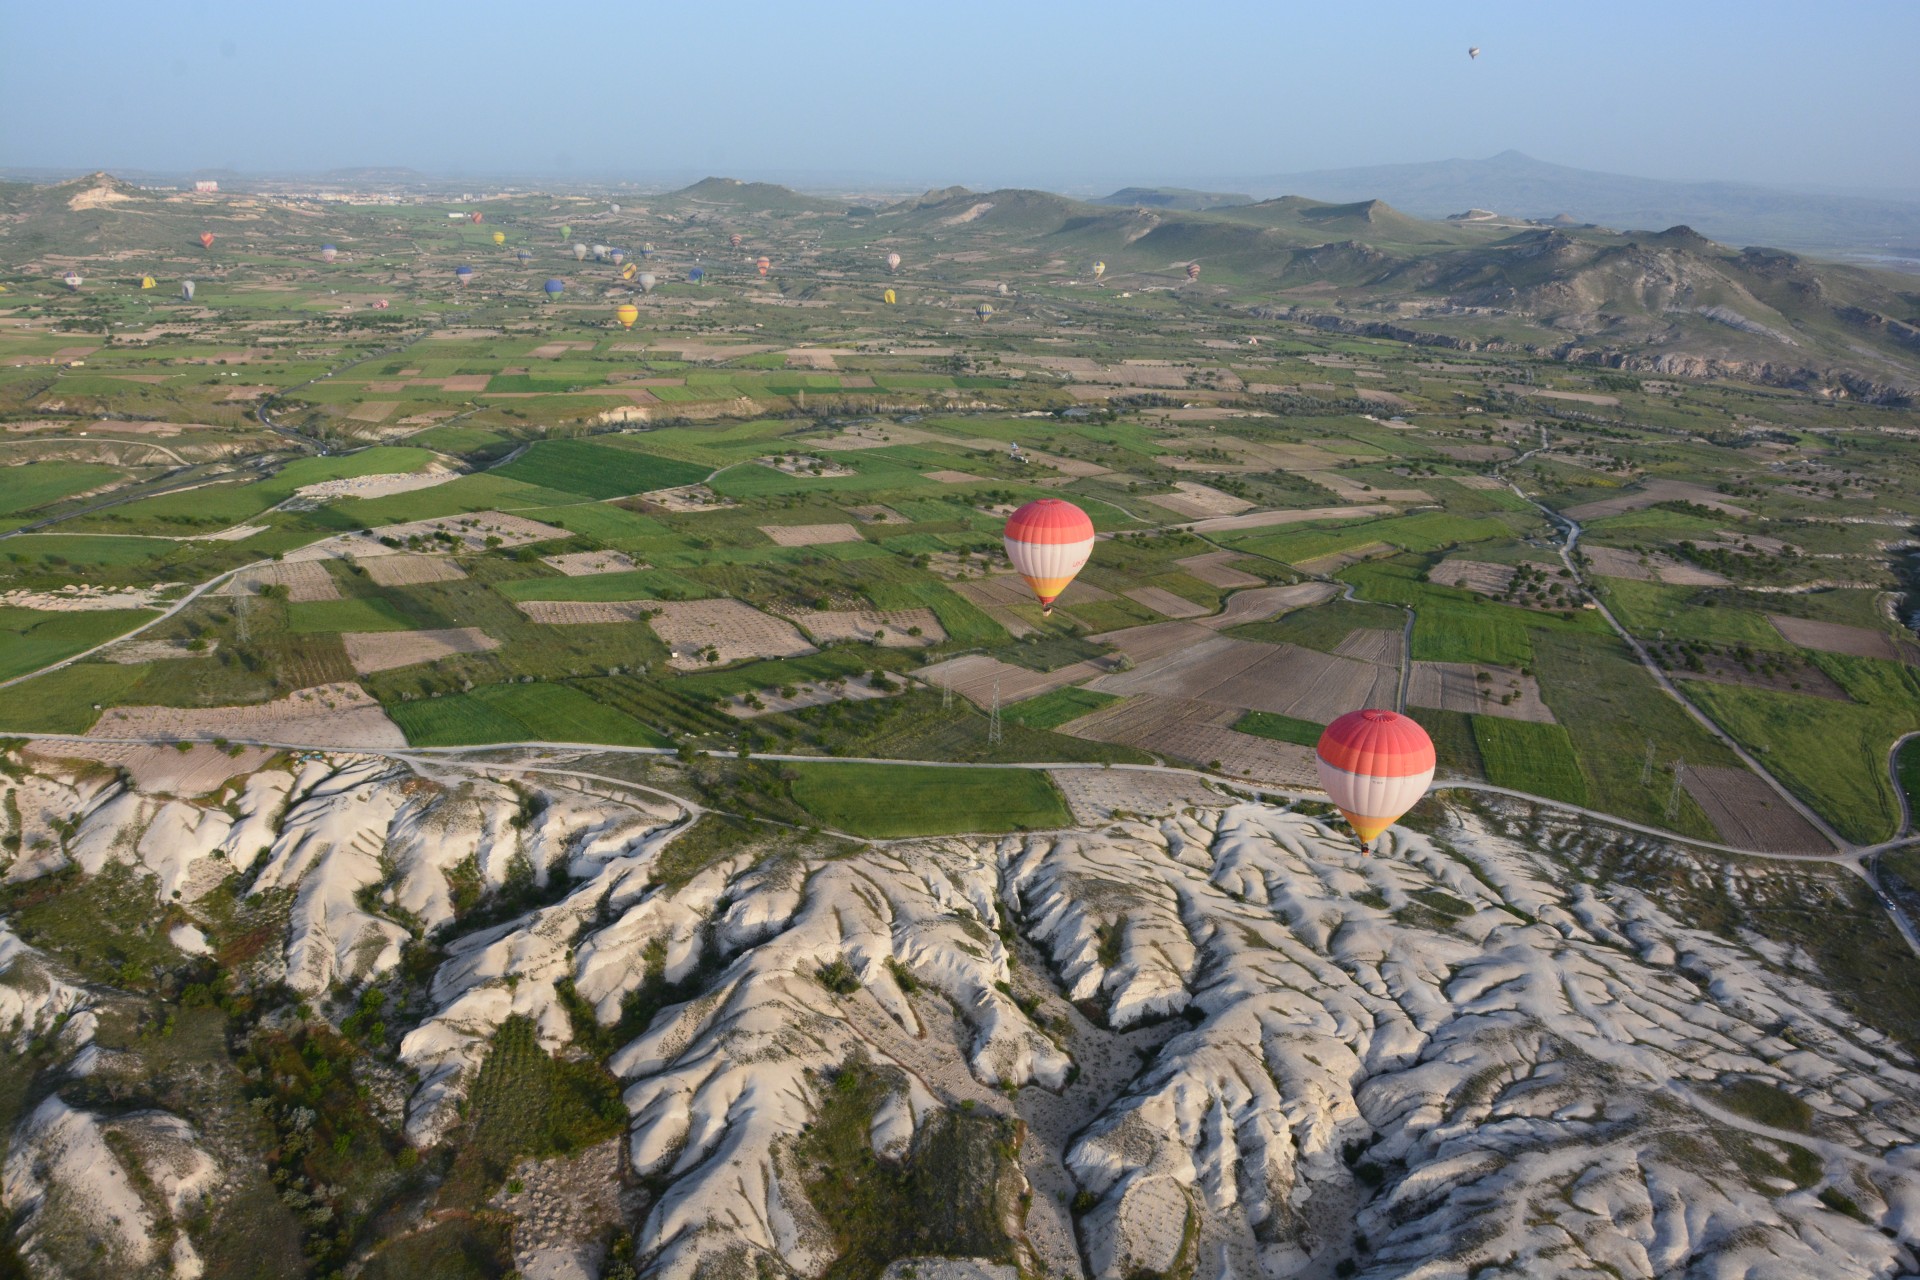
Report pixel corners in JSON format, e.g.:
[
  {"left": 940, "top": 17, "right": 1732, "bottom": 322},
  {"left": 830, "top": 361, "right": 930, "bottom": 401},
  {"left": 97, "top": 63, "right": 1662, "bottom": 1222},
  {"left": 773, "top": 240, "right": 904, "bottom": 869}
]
[
  {"left": 756, "top": 256, "right": 770, "bottom": 276},
  {"left": 1314, "top": 710, "right": 1436, "bottom": 851},
  {"left": 614, "top": 303, "right": 639, "bottom": 329},
  {"left": 470, "top": 212, "right": 483, "bottom": 224},
  {"left": 199, "top": 232, "right": 215, "bottom": 249},
  {"left": 1003, "top": 498, "right": 1094, "bottom": 617},
  {"left": 730, "top": 233, "right": 744, "bottom": 248},
  {"left": 1186, "top": 262, "right": 1201, "bottom": 281}
]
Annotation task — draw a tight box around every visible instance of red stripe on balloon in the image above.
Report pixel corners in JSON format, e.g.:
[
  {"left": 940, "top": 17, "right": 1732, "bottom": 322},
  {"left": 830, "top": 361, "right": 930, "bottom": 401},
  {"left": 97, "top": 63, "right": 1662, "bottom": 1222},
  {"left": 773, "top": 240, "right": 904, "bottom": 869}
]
[
  {"left": 1315, "top": 709, "right": 1435, "bottom": 777},
  {"left": 1004, "top": 498, "right": 1094, "bottom": 546}
]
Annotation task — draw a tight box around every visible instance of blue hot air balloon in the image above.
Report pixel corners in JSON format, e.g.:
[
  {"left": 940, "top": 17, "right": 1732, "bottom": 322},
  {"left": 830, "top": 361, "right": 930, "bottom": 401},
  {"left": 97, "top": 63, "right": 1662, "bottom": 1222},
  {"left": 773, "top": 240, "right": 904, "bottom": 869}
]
[
  {"left": 320, "top": 244, "right": 338, "bottom": 264},
  {"left": 639, "top": 242, "right": 655, "bottom": 259},
  {"left": 516, "top": 248, "right": 532, "bottom": 263},
  {"left": 455, "top": 265, "right": 475, "bottom": 285},
  {"left": 543, "top": 278, "right": 565, "bottom": 299},
  {"left": 688, "top": 267, "right": 705, "bottom": 285},
  {"left": 610, "top": 249, "right": 626, "bottom": 266}
]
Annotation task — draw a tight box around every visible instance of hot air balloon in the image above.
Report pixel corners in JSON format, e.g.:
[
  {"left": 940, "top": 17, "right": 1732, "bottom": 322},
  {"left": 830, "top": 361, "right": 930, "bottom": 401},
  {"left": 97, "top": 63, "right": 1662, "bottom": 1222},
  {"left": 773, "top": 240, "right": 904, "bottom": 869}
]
[
  {"left": 620, "top": 262, "right": 637, "bottom": 281},
  {"left": 1468, "top": 46, "right": 1480, "bottom": 59},
  {"left": 180, "top": 280, "right": 196, "bottom": 301},
  {"left": 610, "top": 203, "right": 621, "bottom": 214},
  {"left": 543, "top": 278, "right": 565, "bottom": 299},
  {"left": 640, "top": 242, "right": 655, "bottom": 259},
  {"left": 560, "top": 224, "right": 573, "bottom": 239},
  {"left": 1003, "top": 498, "right": 1093, "bottom": 617},
  {"left": 975, "top": 302, "right": 994, "bottom": 321},
  {"left": 62, "top": 272, "right": 83, "bottom": 291},
  {"left": 1186, "top": 262, "right": 1201, "bottom": 281},
  {"left": 199, "top": 232, "right": 215, "bottom": 249},
  {"left": 470, "top": 212, "right": 483, "bottom": 224},
  {"left": 1091, "top": 261, "right": 1106, "bottom": 281},
  {"left": 883, "top": 288, "right": 896, "bottom": 305},
  {"left": 591, "top": 243, "right": 609, "bottom": 261},
  {"left": 321, "top": 244, "right": 338, "bottom": 264},
  {"left": 615, "top": 303, "right": 639, "bottom": 329},
  {"left": 756, "top": 257, "right": 770, "bottom": 277},
  {"left": 1314, "top": 710, "right": 1435, "bottom": 851},
  {"left": 730, "top": 233, "right": 744, "bottom": 248},
  {"left": 373, "top": 299, "right": 390, "bottom": 309},
  {"left": 492, "top": 231, "right": 506, "bottom": 246},
  {"left": 517, "top": 249, "right": 533, "bottom": 263},
  {"left": 573, "top": 243, "right": 589, "bottom": 261},
  {"left": 637, "top": 271, "right": 657, "bottom": 293},
  {"left": 886, "top": 252, "right": 901, "bottom": 273},
  {"left": 997, "top": 282, "right": 1010, "bottom": 296},
  {"left": 688, "top": 267, "right": 705, "bottom": 285},
  {"left": 455, "top": 265, "right": 474, "bottom": 285},
  {"left": 140, "top": 276, "right": 156, "bottom": 290},
  {"left": 611, "top": 249, "right": 626, "bottom": 266}
]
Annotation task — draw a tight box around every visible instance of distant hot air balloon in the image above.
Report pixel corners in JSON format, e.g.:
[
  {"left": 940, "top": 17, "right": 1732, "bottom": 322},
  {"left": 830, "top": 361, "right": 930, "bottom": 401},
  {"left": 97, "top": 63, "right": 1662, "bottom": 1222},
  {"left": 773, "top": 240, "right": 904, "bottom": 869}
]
[
  {"left": 180, "top": 280, "right": 195, "bottom": 301},
  {"left": 140, "top": 276, "right": 156, "bottom": 290},
  {"left": 321, "top": 244, "right": 338, "bottom": 264},
  {"left": 609, "top": 203, "right": 621, "bottom": 214},
  {"left": 975, "top": 302, "right": 994, "bottom": 321},
  {"left": 1314, "top": 710, "right": 1436, "bottom": 851},
  {"left": 1186, "top": 262, "right": 1201, "bottom": 281},
  {"left": 620, "top": 262, "right": 637, "bottom": 281},
  {"left": 455, "top": 265, "right": 474, "bottom": 285},
  {"left": 591, "top": 243, "right": 609, "bottom": 261},
  {"left": 1091, "top": 261, "right": 1106, "bottom": 281},
  {"left": 517, "top": 248, "right": 533, "bottom": 263},
  {"left": 1468, "top": 46, "right": 1481, "bottom": 59},
  {"left": 543, "top": 277, "right": 565, "bottom": 299},
  {"left": 756, "top": 256, "right": 771, "bottom": 277},
  {"left": 640, "top": 242, "right": 655, "bottom": 259},
  {"left": 470, "top": 212, "right": 483, "bottom": 224},
  {"left": 373, "top": 299, "right": 390, "bottom": 309},
  {"left": 609, "top": 251, "right": 625, "bottom": 268},
  {"left": 62, "top": 272, "right": 83, "bottom": 291},
  {"left": 573, "top": 243, "right": 589, "bottom": 261},
  {"left": 614, "top": 303, "right": 639, "bottom": 329},
  {"left": 997, "top": 282, "right": 1010, "bottom": 296},
  {"left": 492, "top": 231, "right": 506, "bottom": 246},
  {"left": 730, "top": 233, "right": 744, "bottom": 248},
  {"left": 886, "top": 252, "right": 901, "bottom": 273},
  {"left": 560, "top": 224, "right": 573, "bottom": 239},
  {"left": 1003, "top": 498, "right": 1093, "bottom": 617},
  {"left": 199, "top": 232, "right": 215, "bottom": 249},
  {"left": 637, "top": 271, "right": 657, "bottom": 293},
  {"left": 689, "top": 267, "right": 705, "bottom": 285},
  {"left": 883, "top": 288, "right": 896, "bottom": 305}
]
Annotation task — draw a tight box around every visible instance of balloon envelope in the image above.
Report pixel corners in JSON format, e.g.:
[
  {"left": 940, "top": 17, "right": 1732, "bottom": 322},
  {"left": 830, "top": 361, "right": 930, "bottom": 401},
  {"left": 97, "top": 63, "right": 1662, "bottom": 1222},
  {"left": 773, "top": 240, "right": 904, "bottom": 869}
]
[
  {"left": 492, "top": 231, "right": 506, "bottom": 246},
  {"left": 517, "top": 249, "right": 533, "bottom": 262},
  {"left": 560, "top": 225, "right": 572, "bottom": 238},
  {"left": 455, "top": 266, "right": 474, "bottom": 284},
  {"left": 321, "top": 245, "right": 338, "bottom": 263},
  {"left": 181, "top": 280, "right": 195, "bottom": 300},
  {"left": 756, "top": 257, "right": 770, "bottom": 276},
  {"left": 886, "top": 252, "right": 901, "bottom": 273},
  {"left": 688, "top": 267, "right": 705, "bottom": 283},
  {"left": 1003, "top": 499, "right": 1093, "bottom": 615},
  {"left": 199, "top": 232, "right": 215, "bottom": 249},
  {"left": 975, "top": 302, "right": 994, "bottom": 320},
  {"left": 621, "top": 263, "right": 636, "bottom": 280},
  {"left": 573, "top": 244, "right": 589, "bottom": 261},
  {"left": 614, "top": 303, "right": 639, "bottom": 328},
  {"left": 1315, "top": 710, "right": 1436, "bottom": 846},
  {"left": 637, "top": 272, "right": 657, "bottom": 293},
  {"left": 470, "top": 212, "right": 483, "bottom": 223},
  {"left": 1186, "top": 262, "right": 1201, "bottom": 280},
  {"left": 611, "top": 250, "right": 626, "bottom": 265},
  {"left": 883, "top": 288, "right": 896, "bottom": 305},
  {"left": 1092, "top": 260, "right": 1106, "bottom": 278},
  {"left": 1469, "top": 46, "right": 1480, "bottom": 58},
  {"left": 640, "top": 242, "right": 655, "bottom": 258},
  {"left": 63, "top": 272, "right": 83, "bottom": 291},
  {"left": 543, "top": 278, "right": 565, "bottom": 296},
  {"left": 730, "top": 233, "right": 743, "bottom": 247},
  {"left": 140, "top": 276, "right": 156, "bottom": 289}
]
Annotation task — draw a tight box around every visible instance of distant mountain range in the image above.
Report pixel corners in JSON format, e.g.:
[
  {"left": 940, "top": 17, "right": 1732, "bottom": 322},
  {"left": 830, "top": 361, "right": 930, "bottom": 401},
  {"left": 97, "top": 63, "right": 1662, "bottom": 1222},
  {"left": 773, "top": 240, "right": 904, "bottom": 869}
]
[{"left": 1207, "top": 152, "right": 1920, "bottom": 255}]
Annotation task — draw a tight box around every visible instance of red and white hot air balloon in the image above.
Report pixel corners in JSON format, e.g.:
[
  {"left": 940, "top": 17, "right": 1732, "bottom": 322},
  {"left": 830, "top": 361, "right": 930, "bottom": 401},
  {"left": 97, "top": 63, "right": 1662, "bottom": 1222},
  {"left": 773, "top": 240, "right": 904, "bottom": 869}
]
[
  {"left": 1186, "top": 261, "right": 1201, "bottom": 281},
  {"left": 730, "top": 233, "right": 744, "bottom": 248},
  {"left": 1002, "top": 498, "right": 1094, "bottom": 617},
  {"left": 756, "top": 256, "right": 771, "bottom": 277},
  {"left": 199, "top": 232, "right": 215, "bottom": 249},
  {"left": 1314, "top": 710, "right": 1435, "bottom": 851}
]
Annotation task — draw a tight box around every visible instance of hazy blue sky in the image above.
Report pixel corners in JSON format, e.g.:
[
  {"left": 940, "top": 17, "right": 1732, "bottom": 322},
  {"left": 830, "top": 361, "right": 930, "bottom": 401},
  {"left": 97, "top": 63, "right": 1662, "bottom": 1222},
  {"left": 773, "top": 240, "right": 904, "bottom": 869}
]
[{"left": 4, "top": 0, "right": 1915, "bottom": 192}]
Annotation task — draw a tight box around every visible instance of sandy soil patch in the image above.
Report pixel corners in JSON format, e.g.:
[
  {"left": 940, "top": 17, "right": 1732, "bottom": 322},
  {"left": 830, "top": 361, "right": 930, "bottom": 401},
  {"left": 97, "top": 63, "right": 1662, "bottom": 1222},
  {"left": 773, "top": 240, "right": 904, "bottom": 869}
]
[
  {"left": 361, "top": 554, "right": 468, "bottom": 587},
  {"left": 783, "top": 349, "right": 847, "bottom": 370},
  {"left": 1564, "top": 480, "right": 1751, "bottom": 522},
  {"left": 530, "top": 342, "right": 594, "bottom": 360},
  {"left": 1091, "top": 620, "right": 1218, "bottom": 665},
  {"left": 1144, "top": 481, "right": 1255, "bottom": 520},
  {"left": 843, "top": 504, "right": 908, "bottom": 524},
  {"left": 1767, "top": 614, "right": 1914, "bottom": 663},
  {"left": 1407, "top": 662, "right": 1554, "bottom": 722},
  {"left": 723, "top": 675, "right": 901, "bottom": 719},
  {"left": 1355, "top": 388, "right": 1412, "bottom": 410},
  {"left": 1429, "top": 558, "right": 1518, "bottom": 595},
  {"left": 1049, "top": 767, "right": 1227, "bottom": 824},
  {"left": 1020, "top": 450, "right": 1110, "bottom": 478},
  {"left": 1123, "top": 586, "right": 1210, "bottom": 619},
  {"left": 1332, "top": 628, "right": 1406, "bottom": 665},
  {"left": 88, "top": 682, "right": 405, "bottom": 750},
  {"left": 756, "top": 454, "right": 856, "bottom": 479},
  {"left": 1087, "top": 636, "right": 1396, "bottom": 724},
  {"left": 759, "top": 522, "right": 863, "bottom": 547},
  {"left": 1675, "top": 654, "right": 1852, "bottom": 700},
  {"left": 516, "top": 600, "right": 653, "bottom": 625},
  {"left": 97, "top": 637, "right": 217, "bottom": 664},
  {"left": 1435, "top": 445, "right": 1515, "bottom": 463},
  {"left": 297, "top": 467, "right": 458, "bottom": 502},
  {"left": 1502, "top": 385, "right": 1619, "bottom": 406},
  {"left": 645, "top": 342, "right": 776, "bottom": 362},
  {"left": 1201, "top": 582, "right": 1339, "bottom": 630},
  {"left": 1176, "top": 551, "right": 1263, "bottom": 589},
  {"left": 1179, "top": 504, "right": 1395, "bottom": 534},
  {"left": 947, "top": 574, "right": 1112, "bottom": 637},
  {"left": 1, "top": 585, "right": 174, "bottom": 612},
  {"left": 344, "top": 401, "right": 398, "bottom": 424},
  {"left": 25, "top": 739, "right": 274, "bottom": 796},
  {"left": 441, "top": 375, "right": 490, "bottom": 392},
  {"left": 1681, "top": 765, "right": 1834, "bottom": 853},
  {"left": 923, "top": 470, "right": 985, "bottom": 484},
  {"left": 226, "top": 560, "right": 339, "bottom": 602},
  {"left": 1582, "top": 544, "right": 1728, "bottom": 586},
  {"left": 1303, "top": 471, "right": 1432, "bottom": 504},
  {"left": 1453, "top": 475, "right": 1509, "bottom": 490},
  {"left": 343, "top": 627, "right": 499, "bottom": 674},
  {"left": 640, "top": 485, "right": 736, "bottom": 513},
  {"left": 915, "top": 654, "right": 1109, "bottom": 709},
  {"left": 1058, "top": 694, "right": 1319, "bottom": 787},
  {"left": 369, "top": 511, "right": 569, "bottom": 552},
  {"left": 541, "top": 550, "right": 642, "bottom": 577},
  {"left": 649, "top": 600, "right": 816, "bottom": 670},
  {"left": 785, "top": 607, "right": 945, "bottom": 647}
]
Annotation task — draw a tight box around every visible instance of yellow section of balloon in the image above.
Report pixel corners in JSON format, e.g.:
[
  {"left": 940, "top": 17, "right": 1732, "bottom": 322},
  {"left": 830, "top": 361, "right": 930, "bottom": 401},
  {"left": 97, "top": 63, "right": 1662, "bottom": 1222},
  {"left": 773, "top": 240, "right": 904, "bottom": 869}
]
[
  {"left": 883, "top": 289, "right": 895, "bottom": 305},
  {"left": 614, "top": 304, "right": 639, "bottom": 329},
  {"left": 492, "top": 231, "right": 505, "bottom": 245}
]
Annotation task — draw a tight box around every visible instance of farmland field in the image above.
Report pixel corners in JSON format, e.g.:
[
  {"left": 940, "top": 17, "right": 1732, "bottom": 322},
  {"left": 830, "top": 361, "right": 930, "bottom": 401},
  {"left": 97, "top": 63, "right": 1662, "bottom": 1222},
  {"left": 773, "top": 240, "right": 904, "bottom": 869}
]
[
  {"left": 0, "top": 607, "right": 154, "bottom": 681},
  {"left": 388, "top": 681, "right": 669, "bottom": 748},
  {"left": 492, "top": 438, "right": 709, "bottom": 499},
  {"left": 1472, "top": 716, "right": 1589, "bottom": 806},
  {"left": 785, "top": 762, "right": 1071, "bottom": 837}
]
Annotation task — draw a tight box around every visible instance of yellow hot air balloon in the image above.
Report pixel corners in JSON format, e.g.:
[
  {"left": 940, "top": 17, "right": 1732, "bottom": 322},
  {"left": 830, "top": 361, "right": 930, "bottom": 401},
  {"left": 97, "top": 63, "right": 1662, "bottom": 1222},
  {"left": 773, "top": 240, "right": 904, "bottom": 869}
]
[
  {"left": 621, "top": 262, "right": 637, "bottom": 281},
  {"left": 1092, "top": 260, "right": 1106, "bottom": 281},
  {"left": 614, "top": 303, "right": 639, "bottom": 329},
  {"left": 883, "top": 288, "right": 896, "bottom": 305},
  {"left": 492, "top": 231, "right": 506, "bottom": 246},
  {"left": 140, "top": 276, "right": 156, "bottom": 290}
]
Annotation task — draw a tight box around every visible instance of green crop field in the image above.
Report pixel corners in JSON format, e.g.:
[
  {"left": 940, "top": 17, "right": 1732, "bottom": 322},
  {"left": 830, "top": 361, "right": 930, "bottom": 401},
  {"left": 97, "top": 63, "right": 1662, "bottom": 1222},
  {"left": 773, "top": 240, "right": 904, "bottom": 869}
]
[
  {"left": 0, "top": 462, "right": 126, "bottom": 526},
  {"left": 1227, "top": 600, "right": 1403, "bottom": 653},
  {"left": 1597, "top": 579, "right": 1790, "bottom": 649},
  {"left": 1899, "top": 737, "right": 1920, "bottom": 830},
  {"left": 286, "top": 597, "right": 415, "bottom": 634},
  {"left": 0, "top": 661, "right": 153, "bottom": 732},
  {"left": 1411, "top": 606, "right": 1532, "bottom": 666},
  {"left": 786, "top": 762, "right": 1071, "bottom": 837},
  {"left": 1004, "top": 686, "right": 1116, "bottom": 731},
  {"left": 1472, "top": 716, "right": 1589, "bottom": 806},
  {"left": 1234, "top": 710, "right": 1326, "bottom": 746},
  {"left": 0, "top": 607, "right": 155, "bottom": 682},
  {"left": 389, "top": 682, "right": 669, "bottom": 748},
  {"left": 492, "top": 438, "right": 708, "bottom": 500}
]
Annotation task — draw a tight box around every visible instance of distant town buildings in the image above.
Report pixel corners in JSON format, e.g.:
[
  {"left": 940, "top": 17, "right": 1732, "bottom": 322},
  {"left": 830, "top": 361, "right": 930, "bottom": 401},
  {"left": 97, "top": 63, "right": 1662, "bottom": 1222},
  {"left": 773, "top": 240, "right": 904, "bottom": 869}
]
[{"left": 193, "top": 180, "right": 218, "bottom": 193}]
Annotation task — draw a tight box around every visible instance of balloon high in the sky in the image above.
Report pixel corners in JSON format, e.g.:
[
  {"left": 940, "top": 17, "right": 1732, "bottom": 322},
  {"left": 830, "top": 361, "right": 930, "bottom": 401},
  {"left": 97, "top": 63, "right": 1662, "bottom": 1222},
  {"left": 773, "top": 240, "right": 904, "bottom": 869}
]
[
  {"left": 886, "top": 252, "right": 901, "bottom": 273},
  {"left": 140, "top": 276, "right": 156, "bottom": 290},
  {"left": 1468, "top": 46, "right": 1481, "bottom": 59},
  {"left": 614, "top": 303, "right": 639, "bottom": 329},
  {"left": 573, "top": 243, "right": 589, "bottom": 262},
  {"left": 1314, "top": 710, "right": 1436, "bottom": 850},
  {"left": 1003, "top": 498, "right": 1094, "bottom": 617},
  {"left": 756, "top": 257, "right": 770, "bottom": 277},
  {"left": 883, "top": 288, "right": 896, "bottom": 305},
  {"left": 199, "top": 232, "right": 215, "bottom": 249},
  {"left": 180, "top": 280, "right": 195, "bottom": 301},
  {"left": 455, "top": 265, "right": 474, "bottom": 285},
  {"left": 543, "top": 278, "right": 565, "bottom": 299},
  {"left": 62, "top": 272, "right": 82, "bottom": 291},
  {"left": 492, "top": 231, "right": 506, "bottom": 246},
  {"left": 321, "top": 245, "right": 338, "bottom": 264}
]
